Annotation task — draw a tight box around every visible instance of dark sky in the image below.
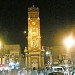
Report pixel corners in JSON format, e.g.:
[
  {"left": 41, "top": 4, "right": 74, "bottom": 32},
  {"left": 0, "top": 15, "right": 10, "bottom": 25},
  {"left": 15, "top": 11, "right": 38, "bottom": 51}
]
[{"left": 0, "top": 0, "right": 75, "bottom": 51}]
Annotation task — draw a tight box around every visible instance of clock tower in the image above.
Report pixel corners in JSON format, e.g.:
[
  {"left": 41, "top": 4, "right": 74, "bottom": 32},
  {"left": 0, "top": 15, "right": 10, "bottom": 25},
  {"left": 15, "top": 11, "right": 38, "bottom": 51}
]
[{"left": 24, "top": 5, "right": 44, "bottom": 69}]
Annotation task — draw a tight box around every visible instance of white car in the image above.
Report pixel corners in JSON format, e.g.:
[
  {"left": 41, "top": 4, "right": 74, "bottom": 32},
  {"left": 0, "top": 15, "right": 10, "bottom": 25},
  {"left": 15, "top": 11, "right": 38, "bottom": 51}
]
[
  {"left": 60, "top": 65, "right": 73, "bottom": 75},
  {"left": 52, "top": 66, "right": 64, "bottom": 73}
]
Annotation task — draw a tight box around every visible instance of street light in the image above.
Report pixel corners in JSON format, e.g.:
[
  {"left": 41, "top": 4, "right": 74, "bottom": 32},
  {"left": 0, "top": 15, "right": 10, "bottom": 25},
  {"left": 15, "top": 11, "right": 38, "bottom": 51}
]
[
  {"left": 46, "top": 51, "right": 49, "bottom": 55},
  {"left": 0, "top": 40, "right": 2, "bottom": 49},
  {"left": 46, "top": 50, "right": 52, "bottom": 67},
  {"left": 24, "top": 31, "right": 27, "bottom": 34},
  {"left": 64, "top": 35, "right": 73, "bottom": 49},
  {"left": 63, "top": 35, "right": 74, "bottom": 64},
  {"left": 0, "top": 40, "right": 3, "bottom": 64}
]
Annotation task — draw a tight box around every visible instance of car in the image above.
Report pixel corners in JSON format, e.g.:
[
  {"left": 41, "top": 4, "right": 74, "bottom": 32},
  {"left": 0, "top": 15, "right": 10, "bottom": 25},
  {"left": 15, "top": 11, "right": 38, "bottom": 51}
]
[
  {"left": 52, "top": 66, "right": 64, "bottom": 73},
  {"left": 0, "top": 64, "right": 10, "bottom": 71},
  {"left": 51, "top": 66, "right": 65, "bottom": 75},
  {"left": 59, "top": 65, "right": 73, "bottom": 75}
]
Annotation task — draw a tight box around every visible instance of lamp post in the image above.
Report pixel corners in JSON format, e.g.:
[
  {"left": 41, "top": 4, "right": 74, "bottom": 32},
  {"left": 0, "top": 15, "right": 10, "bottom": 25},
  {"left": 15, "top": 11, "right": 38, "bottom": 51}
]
[
  {"left": 63, "top": 35, "right": 74, "bottom": 64},
  {"left": 0, "top": 41, "right": 2, "bottom": 50},
  {"left": 24, "top": 31, "right": 27, "bottom": 34},
  {"left": 46, "top": 49, "right": 52, "bottom": 67},
  {"left": 0, "top": 40, "right": 3, "bottom": 64}
]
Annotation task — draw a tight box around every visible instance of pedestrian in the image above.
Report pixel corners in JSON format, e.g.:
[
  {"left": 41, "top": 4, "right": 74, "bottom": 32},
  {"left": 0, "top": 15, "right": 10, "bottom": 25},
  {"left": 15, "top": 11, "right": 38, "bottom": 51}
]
[
  {"left": 28, "top": 68, "right": 31, "bottom": 75},
  {"left": 21, "top": 68, "right": 27, "bottom": 75},
  {"left": 39, "top": 70, "right": 44, "bottom": 75},
  {"left": 7, "top": 69, "right": 11, "bottom": 75},
  {"left": 73, "top": 68, "right": 75, "bottom": 75},
  {"left": 46, "top": 68, "right": 51, "bottom": 75},
  {"left": 30, "top": 67, "right": 38, "bottom": 75},
  {"left": 41, "top": 68, "right": 45, "bottom": 75},
  {"left": 17, "top": 69, "right": 22, "bottom": 75},
  {"left": 44, "top": 67, "right": 47, "bottom": 75},
  {"left": 1, "top": 70, "right": 5, "bottom": 75}
]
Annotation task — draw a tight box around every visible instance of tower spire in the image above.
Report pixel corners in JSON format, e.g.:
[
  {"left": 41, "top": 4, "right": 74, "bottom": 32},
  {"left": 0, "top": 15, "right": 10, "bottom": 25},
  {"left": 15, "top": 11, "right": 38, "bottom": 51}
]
[{"left": 33, "top": 3, "right": 34, "bottom": 7}]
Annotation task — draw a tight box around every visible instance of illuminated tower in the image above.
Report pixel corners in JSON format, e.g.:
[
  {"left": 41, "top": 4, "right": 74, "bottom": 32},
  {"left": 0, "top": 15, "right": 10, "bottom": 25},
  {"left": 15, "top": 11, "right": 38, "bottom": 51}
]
[{"left": 24, "top": 5, "right": 44, "bottom": 69}]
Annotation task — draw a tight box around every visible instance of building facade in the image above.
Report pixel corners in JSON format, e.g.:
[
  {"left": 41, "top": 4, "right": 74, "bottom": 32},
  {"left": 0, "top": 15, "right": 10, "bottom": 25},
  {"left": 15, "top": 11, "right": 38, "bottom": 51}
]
[
  {"left": 46, "top": 46, "right": 74, "bottom": 65},
  {"left": 24, "top": 5, "right": 44, "bottom": 69},
  {"left": 0, "top": 44, "right": 21, "bottom": 64}
]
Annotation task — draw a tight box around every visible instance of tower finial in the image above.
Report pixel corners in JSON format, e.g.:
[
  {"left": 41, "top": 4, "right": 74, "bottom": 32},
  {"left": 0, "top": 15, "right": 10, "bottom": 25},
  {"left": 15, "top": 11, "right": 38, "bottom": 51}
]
[{"left": 33, "top": 3, "right": 34, "bottom": 7}]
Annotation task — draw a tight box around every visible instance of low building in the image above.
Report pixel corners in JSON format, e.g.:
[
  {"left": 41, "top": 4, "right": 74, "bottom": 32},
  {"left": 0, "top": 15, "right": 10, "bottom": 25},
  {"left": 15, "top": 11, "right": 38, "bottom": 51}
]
[
  {"left": 4, "top": 44, "right": 21, "bottom": 55},
  {"left": 0, "top": 44, "right": 21, "bottom": 64},
  {"left": 46, "top": 45, "right": 75, "bottom": 65}
]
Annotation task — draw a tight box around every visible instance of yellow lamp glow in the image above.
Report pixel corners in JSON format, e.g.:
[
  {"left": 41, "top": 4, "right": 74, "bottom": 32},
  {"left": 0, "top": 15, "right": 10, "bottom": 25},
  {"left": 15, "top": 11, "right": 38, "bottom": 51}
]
[
  {"left": 64, "top": 36, "right": 73, "bottom": 49},
  {"left": 0, "top": 41, "right": 2, "bottom": 49}
]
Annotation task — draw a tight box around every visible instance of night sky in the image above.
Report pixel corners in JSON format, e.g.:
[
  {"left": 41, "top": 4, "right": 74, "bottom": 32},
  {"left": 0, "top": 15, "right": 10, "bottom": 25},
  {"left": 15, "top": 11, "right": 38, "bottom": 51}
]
[{"left": 0, "top": 0, "right": 75, "bottom": 52}]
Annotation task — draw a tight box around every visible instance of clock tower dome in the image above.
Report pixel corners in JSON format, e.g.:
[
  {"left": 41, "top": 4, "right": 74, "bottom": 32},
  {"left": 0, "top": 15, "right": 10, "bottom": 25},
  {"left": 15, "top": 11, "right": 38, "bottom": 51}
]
[{"left": 24, "top": 5, "right": 44, "bottom": 69}]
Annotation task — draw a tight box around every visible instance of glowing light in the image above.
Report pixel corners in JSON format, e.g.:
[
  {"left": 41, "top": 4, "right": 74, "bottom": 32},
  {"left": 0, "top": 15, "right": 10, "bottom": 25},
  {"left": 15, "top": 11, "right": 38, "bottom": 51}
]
[
  {"left": 64, "top": 36, "right": 74, "bottom": 49},
  {"left": 38, "top": 17, "right": 40, "bottom": 20},
  {"left": 0, "top": 41, "right": 2, "bottom": 49},
  {"left": 24, "top": 31, "right": 26, "bottom": 34},
  {"left": 28, "top": 17, "right": 30, "bottom": 20},
  {"left": 46, "top": 51, "right": 49, "bottom": 55}
]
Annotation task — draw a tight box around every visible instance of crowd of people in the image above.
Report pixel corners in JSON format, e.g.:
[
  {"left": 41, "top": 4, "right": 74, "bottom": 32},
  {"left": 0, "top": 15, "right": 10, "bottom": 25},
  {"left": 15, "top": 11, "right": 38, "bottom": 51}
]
[
  {"left": 16, "top": 67, "right": 53, "bottom": 75},
  {"left": 16, "top": 66, "right": 75, "bottom": 75},
  {"left": 1, "top": 66, "right": 75, "bottom": 75},
  {"left": 0, "top": 66, "right": 53, "bottom": 75}
]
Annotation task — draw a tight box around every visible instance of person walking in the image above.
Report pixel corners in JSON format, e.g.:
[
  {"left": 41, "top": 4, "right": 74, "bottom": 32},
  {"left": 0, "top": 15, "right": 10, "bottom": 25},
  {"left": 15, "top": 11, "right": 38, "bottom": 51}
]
[
  {"left": 30, "top": 67, "right": 38, "bottom": 75},
  {"left": 46, "top": 68, "right": 51, "bottom": 75},
  {"left": 73, "top": 68, "right": 75, "bottom": 75},
  {"left": 17, "top": 70, "right": 22, "bottom": 75},
  {"left": 39, "top": 70, "right": 44, "bottom": 75},
  {"left": 28, "top": 68, "right": 31, "bottom": 75}
]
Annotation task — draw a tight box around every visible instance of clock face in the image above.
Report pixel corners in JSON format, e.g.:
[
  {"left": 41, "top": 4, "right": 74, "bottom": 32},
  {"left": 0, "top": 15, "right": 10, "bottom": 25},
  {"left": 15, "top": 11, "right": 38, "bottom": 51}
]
[{"left": 32, "top": 22, "right": 35, "bottom": 25}]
